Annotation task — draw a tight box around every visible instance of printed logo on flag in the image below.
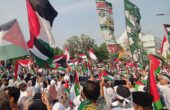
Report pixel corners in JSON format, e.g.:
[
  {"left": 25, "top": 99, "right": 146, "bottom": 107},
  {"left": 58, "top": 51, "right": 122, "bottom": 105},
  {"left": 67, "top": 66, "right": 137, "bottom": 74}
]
[{"left": 107, "top": 44, "right": 118, "bottom": 53}]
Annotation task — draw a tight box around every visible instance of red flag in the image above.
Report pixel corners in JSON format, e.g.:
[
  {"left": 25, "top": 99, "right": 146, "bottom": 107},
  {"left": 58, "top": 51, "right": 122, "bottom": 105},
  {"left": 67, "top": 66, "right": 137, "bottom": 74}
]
[
  {"left": 148, "top": 54, "right": 163, "bottom": 110},
  {"left": 89, "top": 48, "right": 97, "bottom": 60},
  {"left": 160, "top": 35, "right": 169, "bottom": 57}
]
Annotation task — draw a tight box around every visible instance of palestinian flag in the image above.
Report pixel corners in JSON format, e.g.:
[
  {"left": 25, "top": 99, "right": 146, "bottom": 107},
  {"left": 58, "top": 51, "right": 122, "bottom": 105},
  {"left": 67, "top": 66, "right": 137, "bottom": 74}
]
[
  {"left": 89, "top": 48, "right": 97, "bottom": 60},
  {"left": 57, "top": 66, "right": 66, "bottom": 74},
  {"left": 64, "top": 81, "right": 70, "bottom": 93},
  {"left": 74, "top": 71, "right": 80, "bottom": 97},
  {"left": 98, "top": 70, "right": 114, "bottom": 81},
  {"left": 82, "top": 60, "right": 88, "bottom": 74},
  {"left": 53, "top": 55, "right": 67, "bottom": 68},
  {"left": 14, "top": 59, "right": 33, "bottom": 80},
  {"left": 161, "top": 35, "right": 169, "bottom": 58},
  {"left": 148, "top": 54, "right": 163, "bottom": 110},
  {"left": 0, "top": 19, "right": 28, "bottom": 60},
  {"left": 19, "top": 59, "right": 33, "bottom": 67},
  {"left": 164, "top": 24, "right": 170, "bottom": 44},
  {"left": 134, "top": 81, "right": 144, "bottom": 91},
  {"left": 26, "top": 0, "right": 58, "bottom": 67}
]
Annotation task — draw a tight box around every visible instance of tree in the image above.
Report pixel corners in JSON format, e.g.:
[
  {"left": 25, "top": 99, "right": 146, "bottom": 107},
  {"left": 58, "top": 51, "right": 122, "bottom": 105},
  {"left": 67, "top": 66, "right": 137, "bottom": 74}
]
[
  {"left": 54, "top": 47, "right": 63, "bottom": 55},
  {"left": 95, "top": 42, "right": 109, "bottom": 62},
  {"left": 64, "top": 34, "right": 97, "bottom": 57}
]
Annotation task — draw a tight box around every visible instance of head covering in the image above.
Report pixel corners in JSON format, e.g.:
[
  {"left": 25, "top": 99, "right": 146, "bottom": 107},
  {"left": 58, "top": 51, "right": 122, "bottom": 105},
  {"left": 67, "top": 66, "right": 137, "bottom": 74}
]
[
  {"left": 52, "top": 102, "right": 65, "bottom": 110},
  {"left": 114, "top": 86, "right": 131, "bottom": 99},
  {"left": 8, "top": 79, "right": 14, "bottom": 87},
  {"left": 27, "top": 87, "right": 38, "bottom": 97},
  {"left": 113, "top": 86, "right": 132, "bottom": 108},
  {"left": 28, "top": 100, "right": 47, "bottom": 110},
  {"left": 132, "top": 92, "right": 153, "bottom": 107},
  {"left": 64, "top": 75, "right": 69, "bottom": 81},
  {"left": 50, "top": 80, "right": 56, "bottom": 85}
]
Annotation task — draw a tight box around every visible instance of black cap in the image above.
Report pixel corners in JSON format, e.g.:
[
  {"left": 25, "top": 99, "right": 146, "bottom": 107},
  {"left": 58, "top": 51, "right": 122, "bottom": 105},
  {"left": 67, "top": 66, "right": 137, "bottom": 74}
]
[{"left": 132, "top": 92, "right": 153, "bottom": 107}]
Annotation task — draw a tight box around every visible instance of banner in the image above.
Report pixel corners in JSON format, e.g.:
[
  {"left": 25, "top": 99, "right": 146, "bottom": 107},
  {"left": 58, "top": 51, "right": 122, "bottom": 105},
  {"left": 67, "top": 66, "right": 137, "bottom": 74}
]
[
  {"left": 124, "top": 0, "right": 141, "bottom": 53},
  {"left": 96, "top": 0, "right": 119, "bottom": 55}
]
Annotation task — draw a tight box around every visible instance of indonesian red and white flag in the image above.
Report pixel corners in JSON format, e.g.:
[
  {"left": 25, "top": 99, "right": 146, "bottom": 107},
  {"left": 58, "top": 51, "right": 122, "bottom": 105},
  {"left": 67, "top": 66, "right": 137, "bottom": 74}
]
[
  {"left": 64, "top": 47, "right": 70, "bottom": 63},
  {"left": 89, "top": 48, "right": 97, "bottom": 60},
  {"left": 161, "top": 35, "right": 169, "bottom": 58}
]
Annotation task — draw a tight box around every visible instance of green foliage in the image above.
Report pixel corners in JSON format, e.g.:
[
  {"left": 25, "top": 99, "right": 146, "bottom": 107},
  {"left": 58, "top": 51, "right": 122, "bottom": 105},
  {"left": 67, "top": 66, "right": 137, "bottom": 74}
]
[
  {"left": 95, "top": 42, "right": 109, "bottom": 62},
  {"left": 54, "top": 47, "right": 63, "bottom": 55},
  {"left": 166, "top": 54, "right": 170, "bottom": 59},
  {"left": 64, "top": 34, "right": 97, "bottom": 57}
]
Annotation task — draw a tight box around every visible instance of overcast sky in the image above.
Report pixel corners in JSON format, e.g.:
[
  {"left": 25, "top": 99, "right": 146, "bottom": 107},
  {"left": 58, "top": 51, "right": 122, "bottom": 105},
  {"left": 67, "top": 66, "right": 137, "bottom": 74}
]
[{"left": 0, "top": 0, "right": 170, "bottom": 48}]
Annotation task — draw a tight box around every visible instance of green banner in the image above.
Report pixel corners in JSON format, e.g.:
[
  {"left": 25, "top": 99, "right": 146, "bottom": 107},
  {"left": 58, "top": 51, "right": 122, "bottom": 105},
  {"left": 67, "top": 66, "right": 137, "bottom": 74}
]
[{"left": 124, "top": 0, "right": 141, "bottom": 53}]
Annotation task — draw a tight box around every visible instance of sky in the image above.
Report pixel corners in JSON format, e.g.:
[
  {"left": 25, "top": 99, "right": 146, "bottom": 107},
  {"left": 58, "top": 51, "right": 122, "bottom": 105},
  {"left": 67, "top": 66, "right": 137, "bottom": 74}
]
[{"left": 0, "top": 0, "right": 170, "bottom": 48}]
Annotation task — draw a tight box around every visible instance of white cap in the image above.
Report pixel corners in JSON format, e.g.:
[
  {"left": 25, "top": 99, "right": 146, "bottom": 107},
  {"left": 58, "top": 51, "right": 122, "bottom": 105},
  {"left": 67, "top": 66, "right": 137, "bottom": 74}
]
[
  {"left": 52, "top": 102, "right": 65, "bottom": 110},
  {"left": 64, "top": 75, "right": 70, "bottom": 81},
  {"left": 50, "top": 80, "right": 56, "bottom": 85}
]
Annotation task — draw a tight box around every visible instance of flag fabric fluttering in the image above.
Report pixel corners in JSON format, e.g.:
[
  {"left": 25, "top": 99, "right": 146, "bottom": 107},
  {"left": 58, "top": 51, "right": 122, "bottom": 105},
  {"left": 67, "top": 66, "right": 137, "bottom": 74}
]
[
  {"left": 53, "top": 55, "right": 67, "bottom": 68},
  {"left": 140, "top": 49, "right": 149, "bottom": 66},
  {"left": 64, "top": 81, "right": 70, "bottom": 93},
  {"left": 95, "top": 0, "right": 119, "bottom": 56},
  {"left": 89, "top": 48, "right": 97, "bottom": 60},
  {"left": 26, "top": 0, "right": 58, "bottom": 67},
  {"left": 82, "top": 60, "right": 88, "bottom": 74},
  {"left": 124, "top": 0, "right": 141, "bottom": 53},
  {"left": 148, "top": 54, "right": 163, "bottom": 110},
  {"left": 78, "top": 54, "right": 87, "bottom": 59},
  {"left": 164, "top": 24, "right": 170, "bottom": 44},
  {"left": 64, "top": 47, "right": 70, "bottom": 63},
  {"left": 74, "top": 71, "right": 80, "bottom": 97},
  {"left": 161, "top": 35, "right": 169, "bottom": 58},
  {"left": 14, "top": 59, "right": 33, "bottom": 80},
  {"left": 98, "top": 70, "right": 114, "bottom": 81},
  {"left": 0, "top": 19, "right": 29, "bottom": 60}
]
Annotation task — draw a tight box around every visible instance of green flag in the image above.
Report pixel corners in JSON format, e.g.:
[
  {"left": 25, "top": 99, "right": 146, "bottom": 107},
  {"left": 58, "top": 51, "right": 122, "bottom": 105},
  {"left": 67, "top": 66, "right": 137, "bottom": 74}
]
[
  {"left": 140, "top": 49, "right": 149, "bottom": 66},
  {"left": 124, "top": 0, "right": 141, "bottom": 53}
]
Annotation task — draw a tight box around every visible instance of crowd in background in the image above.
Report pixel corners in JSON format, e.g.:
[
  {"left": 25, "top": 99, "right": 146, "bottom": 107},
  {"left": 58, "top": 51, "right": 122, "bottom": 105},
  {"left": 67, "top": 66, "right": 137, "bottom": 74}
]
[{"left": 0, "top": 60, "right": 170, "bottom": 110}]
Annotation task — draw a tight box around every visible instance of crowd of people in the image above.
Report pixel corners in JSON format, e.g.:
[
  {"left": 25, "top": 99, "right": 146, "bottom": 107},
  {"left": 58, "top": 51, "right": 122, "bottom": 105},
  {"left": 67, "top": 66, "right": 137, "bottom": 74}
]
[{"left": 0, "top": 60, "right": 170, "bottom": 110}]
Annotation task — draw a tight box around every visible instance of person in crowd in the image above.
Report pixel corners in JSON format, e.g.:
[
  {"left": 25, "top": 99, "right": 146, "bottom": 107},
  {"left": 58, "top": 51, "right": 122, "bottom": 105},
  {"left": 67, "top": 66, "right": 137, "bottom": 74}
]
[
  {"left": 20, "top": 86, "right": 38, "bottom": 110},
  {"left": 78, "top": 80, "right": 101, "bottom": 110},
  {"left": 52, "top": 93, "right": 67, "bottom": 110},
  {"left": 0, "top": 90, "right": 11, "bottom": 110},
  {"left": 157, "top": 73, "right": 170, "bottom": 109},
  {"left": 0, "top": 75, "right": 9, "bottom": 90},
  {"left": 18, "top": 82, "right": 27, "bottom": 104},
  {"left": 132, "top": 91, "right": 153, "bottom": 110},
  {"left": 111, "top": 85, "right": 134, "bottom": 110},
  {"left": 4, "top": 86, "right": 20, "bottom": 110},
  {"left": 48, "top": 79, "right": 58, "bottom": 104}
]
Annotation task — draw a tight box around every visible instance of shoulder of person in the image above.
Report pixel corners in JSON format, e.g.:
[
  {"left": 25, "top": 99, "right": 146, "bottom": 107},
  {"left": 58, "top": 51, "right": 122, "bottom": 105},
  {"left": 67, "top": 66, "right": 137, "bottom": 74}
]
[{"left": 86, "top": 103, "right": 96, "bottom": 110}]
